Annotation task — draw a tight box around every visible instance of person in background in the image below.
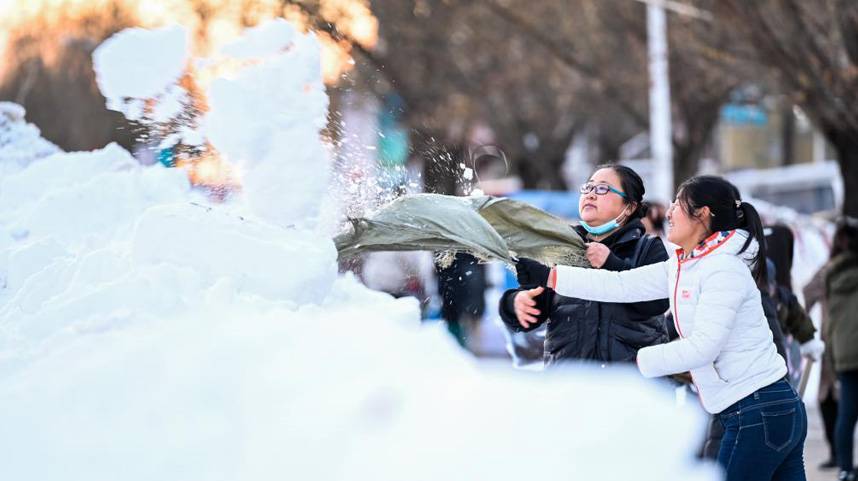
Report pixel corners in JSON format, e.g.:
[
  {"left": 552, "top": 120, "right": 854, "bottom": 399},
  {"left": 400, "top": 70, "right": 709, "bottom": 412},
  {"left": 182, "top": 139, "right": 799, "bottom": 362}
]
[
  {"left": 499, "top": 164, "right": 669, "bottom": 367},
  {"left": 437, "top": 252, "right": 487, "bottom": 349},
  {"left": 762, "top": 258, "right": 791, "bottom": 362},
  {"left": 641, "top": 200, "right": 668, "bottom": 239},
  {"left": 765, "top": 224, "right": 824, "bottom": 383},
  {"left": 804, "top": 259, "right": 839, "bottom": 470},
  {"left": 824, "top": 219, "right": 858, "bottom": 481}
]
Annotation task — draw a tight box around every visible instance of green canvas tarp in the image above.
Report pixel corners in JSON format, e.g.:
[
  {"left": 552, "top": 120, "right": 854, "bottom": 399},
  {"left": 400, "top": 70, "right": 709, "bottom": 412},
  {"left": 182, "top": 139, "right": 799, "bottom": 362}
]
[{"left": 334, "top": 193, "right": 588, "bottom": 267}]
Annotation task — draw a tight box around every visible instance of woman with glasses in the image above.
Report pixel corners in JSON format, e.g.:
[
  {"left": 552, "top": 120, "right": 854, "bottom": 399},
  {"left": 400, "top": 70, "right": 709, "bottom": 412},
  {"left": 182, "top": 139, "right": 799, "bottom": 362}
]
[{"left": 498, "top": 164, "right": 670, "bottom": 366}]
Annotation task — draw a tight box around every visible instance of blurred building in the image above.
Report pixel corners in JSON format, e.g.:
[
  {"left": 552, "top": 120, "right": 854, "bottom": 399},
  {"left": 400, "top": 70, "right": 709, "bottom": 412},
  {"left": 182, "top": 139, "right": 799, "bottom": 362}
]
[
  {"left": 605, "top": 90, "right": 843, "bottom": 215},
  {"left": 715, "top": 92, "right": 842, "bottom": 215}
]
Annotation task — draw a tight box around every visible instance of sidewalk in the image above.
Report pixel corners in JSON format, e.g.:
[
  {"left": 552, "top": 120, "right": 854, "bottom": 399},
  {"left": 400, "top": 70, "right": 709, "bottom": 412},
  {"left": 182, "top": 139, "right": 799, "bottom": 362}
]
[{"left": 805, "top": 403, "right": 854, "bottom": 481}]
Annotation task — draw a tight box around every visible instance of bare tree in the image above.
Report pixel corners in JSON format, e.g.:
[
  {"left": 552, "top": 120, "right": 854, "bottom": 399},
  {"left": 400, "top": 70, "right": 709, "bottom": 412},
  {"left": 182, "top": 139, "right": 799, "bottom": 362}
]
[
  {"left": 717, "top": 0, "right": 858, "bottom": 215},
  {"left": 291, "top": 0, "right": 599, "bottom": 191},
  {"left": 0, "top": 2, "right": 139, "bottom": 151},
  {"left": 479, "top": 0, "right": 743, "bottom": 190}
]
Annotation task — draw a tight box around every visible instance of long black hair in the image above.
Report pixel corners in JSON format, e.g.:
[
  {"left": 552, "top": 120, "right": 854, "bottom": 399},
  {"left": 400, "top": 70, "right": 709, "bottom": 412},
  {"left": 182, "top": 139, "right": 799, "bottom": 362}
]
[
  {"left": 764, "top": 224, "right": 795, "bottom": 291},
  {"left": 676, "top": 175, "right": 768, "bottom": 286},
  {"left": 596, "top": 163, "right": 648, "bottom": 220}
]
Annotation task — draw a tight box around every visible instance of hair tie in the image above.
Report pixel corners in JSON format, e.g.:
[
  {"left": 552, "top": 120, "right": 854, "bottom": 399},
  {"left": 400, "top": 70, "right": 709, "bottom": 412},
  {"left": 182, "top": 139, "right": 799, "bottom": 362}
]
[{"left": 735, "top": 200, "right": 745, "bottom": 220}]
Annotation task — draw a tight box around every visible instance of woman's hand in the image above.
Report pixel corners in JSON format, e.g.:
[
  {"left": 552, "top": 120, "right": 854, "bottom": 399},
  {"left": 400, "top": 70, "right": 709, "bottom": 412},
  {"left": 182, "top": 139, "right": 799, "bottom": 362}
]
[
  {"left": 513, "top": 286, "right": 544, "bottom": 328},
  {"left": 586, "top": 242, "right": 611, "bottom": 268}
]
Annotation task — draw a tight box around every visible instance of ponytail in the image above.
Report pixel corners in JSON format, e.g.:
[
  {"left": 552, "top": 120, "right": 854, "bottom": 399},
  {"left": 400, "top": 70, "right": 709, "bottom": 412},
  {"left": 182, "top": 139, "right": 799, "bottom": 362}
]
[{"left": 737, "top": 201, "right": 768, "bottom": 287}]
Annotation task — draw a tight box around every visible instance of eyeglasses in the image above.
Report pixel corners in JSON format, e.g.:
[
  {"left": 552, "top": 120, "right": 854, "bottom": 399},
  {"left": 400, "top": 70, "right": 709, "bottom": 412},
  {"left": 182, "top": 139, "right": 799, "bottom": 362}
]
[{"left": 579, "top": 182, "right": 628, "bottom": 199}]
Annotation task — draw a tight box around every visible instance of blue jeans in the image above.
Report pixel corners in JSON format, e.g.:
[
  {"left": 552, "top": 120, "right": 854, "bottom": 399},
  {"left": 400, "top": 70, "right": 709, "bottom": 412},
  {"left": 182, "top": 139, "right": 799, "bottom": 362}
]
[
  {"left": 836, "top": 370, "right": 858, "bottom": 472},
  {"left": 717, "top": 379, "right": 808, "bottom": 481}
]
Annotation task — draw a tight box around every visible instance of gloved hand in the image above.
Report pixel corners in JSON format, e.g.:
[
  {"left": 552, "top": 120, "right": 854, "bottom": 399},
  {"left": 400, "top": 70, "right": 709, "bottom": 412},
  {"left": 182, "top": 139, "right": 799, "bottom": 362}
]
[
  {"left": 515, "top": 257, "right": 550, "bottom": 287},
  {"left": 799, "top": 338, "right": 825, "bottom": 362}
]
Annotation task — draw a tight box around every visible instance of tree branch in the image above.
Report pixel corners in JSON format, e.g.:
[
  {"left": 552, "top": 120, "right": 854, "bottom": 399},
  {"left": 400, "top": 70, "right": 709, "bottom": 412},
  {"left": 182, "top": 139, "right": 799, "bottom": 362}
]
[{"left": 473, "top": 0, "right": 650, "bottom": 128}]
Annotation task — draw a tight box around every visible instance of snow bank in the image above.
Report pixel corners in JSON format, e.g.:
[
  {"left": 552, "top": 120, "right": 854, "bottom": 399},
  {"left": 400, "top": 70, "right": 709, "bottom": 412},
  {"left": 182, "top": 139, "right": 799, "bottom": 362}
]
[
  {"left": 0, "top": 20, "right": 718, "bottom": 481},
  {"left": 0, "top": 102, "right": 61, "bottom": 174},
  {"left": 131, "top": 203, "right": 336, "bottom": 304}
]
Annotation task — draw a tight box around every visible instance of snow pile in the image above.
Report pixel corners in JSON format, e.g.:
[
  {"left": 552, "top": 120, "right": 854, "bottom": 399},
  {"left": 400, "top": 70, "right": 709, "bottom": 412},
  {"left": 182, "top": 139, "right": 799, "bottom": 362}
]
[
  {"left": 0, "top": 21, "right": 718, "bottom": 481},
  {"left": 0, "top": 102, "right": 61, "bottom": 174}
]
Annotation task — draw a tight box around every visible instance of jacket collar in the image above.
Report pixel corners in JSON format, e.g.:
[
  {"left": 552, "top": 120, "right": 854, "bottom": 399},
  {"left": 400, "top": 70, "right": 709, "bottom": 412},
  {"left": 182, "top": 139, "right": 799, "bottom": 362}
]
[{"left": 676, "top": 229, "right": 756, "bottom": 265}]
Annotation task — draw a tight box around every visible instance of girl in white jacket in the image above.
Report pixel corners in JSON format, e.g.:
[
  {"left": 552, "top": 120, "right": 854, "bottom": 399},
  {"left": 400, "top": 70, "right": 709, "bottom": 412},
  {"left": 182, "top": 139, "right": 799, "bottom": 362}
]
[{"left": 515, "top": 176, "right": 806, "bottom": 481}]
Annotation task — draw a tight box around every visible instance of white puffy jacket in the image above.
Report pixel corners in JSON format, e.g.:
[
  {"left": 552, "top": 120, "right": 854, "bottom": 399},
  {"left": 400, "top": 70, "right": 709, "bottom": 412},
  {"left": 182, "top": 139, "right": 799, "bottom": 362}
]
[{"left": 553, "top": 229, "right": 787, "bottom": 414}]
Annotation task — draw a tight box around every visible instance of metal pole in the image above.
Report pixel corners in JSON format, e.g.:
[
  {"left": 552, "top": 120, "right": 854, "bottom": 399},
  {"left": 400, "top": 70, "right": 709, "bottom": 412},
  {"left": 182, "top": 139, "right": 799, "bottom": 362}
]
[{"left": 647, "top": 2, "right": 674, "bottom": 203}]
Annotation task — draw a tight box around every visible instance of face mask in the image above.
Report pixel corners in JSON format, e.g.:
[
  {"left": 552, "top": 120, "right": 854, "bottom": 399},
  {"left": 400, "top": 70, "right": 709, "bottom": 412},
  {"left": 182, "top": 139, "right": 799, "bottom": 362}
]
[{"left": 579, "top": 207, "right": 630, "bottom": 236}]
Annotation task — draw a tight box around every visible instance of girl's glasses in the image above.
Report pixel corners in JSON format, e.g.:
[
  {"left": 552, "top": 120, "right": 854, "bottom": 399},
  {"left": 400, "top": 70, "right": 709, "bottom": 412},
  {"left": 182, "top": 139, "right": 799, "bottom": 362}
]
[{"left": 579, "top": 182, "right": 628, "bottom": 199}]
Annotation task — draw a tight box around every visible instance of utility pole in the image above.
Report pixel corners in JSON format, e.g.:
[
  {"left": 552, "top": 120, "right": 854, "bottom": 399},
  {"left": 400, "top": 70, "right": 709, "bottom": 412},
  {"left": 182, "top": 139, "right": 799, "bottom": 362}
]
[
  {"left": 647, "top": 1, "right": 673, "bottom": 203},
  {"left": 636, "top": 0, "right": 710, "bottom": 201}
]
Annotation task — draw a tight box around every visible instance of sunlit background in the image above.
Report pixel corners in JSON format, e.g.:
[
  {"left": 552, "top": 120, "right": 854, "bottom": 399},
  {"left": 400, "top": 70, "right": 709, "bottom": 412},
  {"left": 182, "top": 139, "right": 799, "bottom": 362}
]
[{"left": 0, "top": 0, "right": 377, "bottom": 190}]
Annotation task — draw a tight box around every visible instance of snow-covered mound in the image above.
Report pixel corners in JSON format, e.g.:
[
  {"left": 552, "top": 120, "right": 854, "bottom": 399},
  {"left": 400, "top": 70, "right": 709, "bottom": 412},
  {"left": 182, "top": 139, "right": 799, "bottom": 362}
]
[
  {"left": 0, "top": 21, "right": 718, "bottom": 481},
  {"left": 0, "top": 102, "right": 61, "bottom": 174}
]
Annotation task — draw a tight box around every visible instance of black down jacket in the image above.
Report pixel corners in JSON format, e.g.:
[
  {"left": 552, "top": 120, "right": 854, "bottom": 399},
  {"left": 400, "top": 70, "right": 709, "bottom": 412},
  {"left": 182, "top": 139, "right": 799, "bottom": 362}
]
[{"left": 499, "top": 219, "right": 670, "bottom": 366}]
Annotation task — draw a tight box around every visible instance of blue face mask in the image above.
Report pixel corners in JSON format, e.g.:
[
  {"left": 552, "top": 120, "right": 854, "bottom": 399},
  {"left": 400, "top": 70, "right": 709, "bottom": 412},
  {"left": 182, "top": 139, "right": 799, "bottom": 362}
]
[{"left": 579, "top": 208, "right": 630, "bottom": 236}]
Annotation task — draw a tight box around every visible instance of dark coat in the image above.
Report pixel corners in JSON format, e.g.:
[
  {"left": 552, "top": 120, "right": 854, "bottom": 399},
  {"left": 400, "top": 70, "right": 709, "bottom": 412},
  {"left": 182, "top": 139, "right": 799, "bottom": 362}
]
[
  {"left": 825, "top": 252, "right": 858, "bottom": 372},
  {"left": 499, "top": 219, "right": 670, "bottom": 366},
  {"left": 773, "top": 286, "right": 816, "bottom": 344},
  {"left": 437, "top": 252, "right": 487, "bottom": 322}
]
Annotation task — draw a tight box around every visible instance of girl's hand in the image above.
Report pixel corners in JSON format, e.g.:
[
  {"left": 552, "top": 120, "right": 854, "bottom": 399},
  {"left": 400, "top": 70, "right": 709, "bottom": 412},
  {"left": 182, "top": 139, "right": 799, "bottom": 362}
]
[
  {"left": 586, "top": 242, "right": 611, "bottom": 268},
  {"left": 513, "top": 286, "right": 544, "bottom": 328}
]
